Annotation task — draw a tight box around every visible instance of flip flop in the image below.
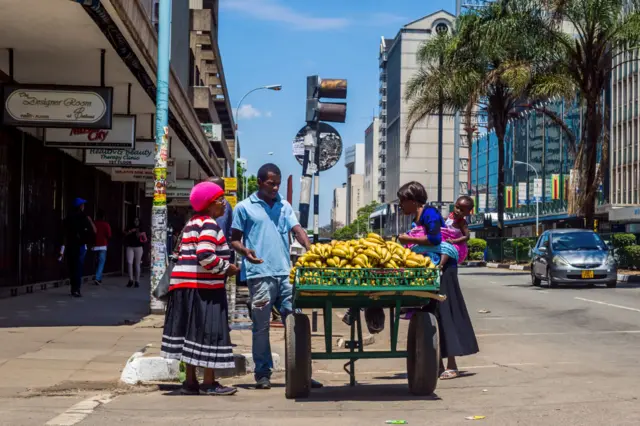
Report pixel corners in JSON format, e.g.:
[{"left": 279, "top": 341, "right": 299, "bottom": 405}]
[{"left": 439, "top": 369, "right": 459, "bottom": 380}]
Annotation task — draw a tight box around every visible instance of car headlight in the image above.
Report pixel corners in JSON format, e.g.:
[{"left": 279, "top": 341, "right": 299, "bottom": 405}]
[
  {"left": 552, "top": 256, "right": 569, "bottom": 266},
  {"left": 606, "top": 254, "right": 616, "bottom": 266}
]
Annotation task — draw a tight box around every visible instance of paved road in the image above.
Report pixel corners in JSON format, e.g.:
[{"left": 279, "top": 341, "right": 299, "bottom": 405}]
[{"left": 3, "top": 268, "right": 640, "bottom": 425}]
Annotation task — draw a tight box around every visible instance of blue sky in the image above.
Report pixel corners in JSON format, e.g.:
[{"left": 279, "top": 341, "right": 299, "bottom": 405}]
[{"left": 218, "top": 0, "right": 453, "bottom": 226}]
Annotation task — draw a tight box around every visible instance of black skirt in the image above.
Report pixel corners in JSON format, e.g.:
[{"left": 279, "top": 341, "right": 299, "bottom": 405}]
[
  {"left": 437, "top": 265, "right": 479, "bottom": 358},
  {"left": 160, "top": 288, "right": 235, "bottom": 369}
]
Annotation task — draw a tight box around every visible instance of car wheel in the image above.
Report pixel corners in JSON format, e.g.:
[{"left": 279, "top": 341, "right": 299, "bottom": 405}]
[
  {"left": 531, "top": 268, "right": 541, "bottom": 286},
  {"left": 606, "top": 281, "right": 617, "bottom": 288},
  {"left": 546, "top": 268, "right": 558, "bottom": 288}
]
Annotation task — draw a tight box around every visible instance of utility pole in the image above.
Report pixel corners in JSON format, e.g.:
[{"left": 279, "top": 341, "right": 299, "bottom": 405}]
[{"left": 150, "top": 0, "right": 172, "bottom": 314}]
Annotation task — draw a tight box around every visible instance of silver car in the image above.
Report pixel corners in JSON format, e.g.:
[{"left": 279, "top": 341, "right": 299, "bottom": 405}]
[{"left": 530, "top": 229, "right": 617, "bottom": 288}]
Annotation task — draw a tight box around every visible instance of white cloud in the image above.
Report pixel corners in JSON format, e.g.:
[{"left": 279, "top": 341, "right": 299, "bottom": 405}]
[
  {"left": 220, "top": 0, "right": 349, "bottom": 30},
  {"left": 234, "top": 104, "right": 273, "bottom": 120}
]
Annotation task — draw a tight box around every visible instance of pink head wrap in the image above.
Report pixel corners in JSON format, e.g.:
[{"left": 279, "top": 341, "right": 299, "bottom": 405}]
[{"left": 190, "top": 181, "right": 224, "bottom": 212}]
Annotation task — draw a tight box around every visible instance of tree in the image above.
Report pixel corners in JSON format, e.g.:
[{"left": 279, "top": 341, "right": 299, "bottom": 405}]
[
  {"left": 405, "top": 1, "right": 572, "bottom": 235},
  {"left": 531, "top": 0, "right": 640, "bottom": 227},
  {"left": 236, "top": 162, "right": 258, "bottom": 200},
  {"left": 333, "top": 202, "right": 380, "bottom": 240}
]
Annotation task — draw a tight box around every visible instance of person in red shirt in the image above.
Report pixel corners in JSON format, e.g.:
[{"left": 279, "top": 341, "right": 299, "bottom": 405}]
[{"left": 93, "top": 210, "right": 112, "bottom": 285}]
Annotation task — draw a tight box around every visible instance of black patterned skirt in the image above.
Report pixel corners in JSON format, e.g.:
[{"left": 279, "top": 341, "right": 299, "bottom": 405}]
[{"left": 160, "top": 288, "right": 235, "bottom": 369}]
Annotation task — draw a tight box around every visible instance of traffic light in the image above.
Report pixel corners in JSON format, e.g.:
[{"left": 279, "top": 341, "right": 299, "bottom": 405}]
[{"left": 305, "top": 76, "right": 347, "bottom": 123}]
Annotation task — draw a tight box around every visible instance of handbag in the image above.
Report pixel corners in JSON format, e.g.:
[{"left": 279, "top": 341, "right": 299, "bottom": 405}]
[{"left": 152, "top": 255, "right": 175, "bottom": 302}]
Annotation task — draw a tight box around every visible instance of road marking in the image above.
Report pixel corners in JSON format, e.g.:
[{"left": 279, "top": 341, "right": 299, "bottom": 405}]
[
  {"left": 45, "top": 394, "right": 114, "bottom": 426},
  {"left": 477, "top": 330, "right": 640, "bottom": 337},
  {"left": 574, "top": 297, "right": 640, "bottom": 313}
]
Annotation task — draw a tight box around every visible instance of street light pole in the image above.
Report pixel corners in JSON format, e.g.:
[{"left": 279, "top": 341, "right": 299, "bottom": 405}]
[
  {"left": 150, "top": 0, "right": 172, "bottom": 314},
  {"left": 234, "top": 85, "right": 282, "bottom": 183},
  {"left": 515, "top": 160, "right": 540, "bottom": 236}
]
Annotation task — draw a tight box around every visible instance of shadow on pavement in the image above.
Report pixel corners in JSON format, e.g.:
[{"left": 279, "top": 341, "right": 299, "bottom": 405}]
[
  {"left": 0, "top": 276, "right": 150, "bottom": 328},
  {"left": 460, "top": 271, "right": 529, "bottom": 277},
  {"left": 298, "top": 383, "right": 441, "bottom": 402}
]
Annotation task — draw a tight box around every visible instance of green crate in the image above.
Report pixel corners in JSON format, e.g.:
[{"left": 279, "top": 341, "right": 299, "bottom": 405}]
[{"left": 294, "top": 267, "right": 440, "bottom": 292}]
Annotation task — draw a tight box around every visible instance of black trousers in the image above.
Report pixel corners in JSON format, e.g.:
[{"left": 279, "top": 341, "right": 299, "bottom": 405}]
[{"left": 66, "top": 245, "right": 87, "bottom": 293}]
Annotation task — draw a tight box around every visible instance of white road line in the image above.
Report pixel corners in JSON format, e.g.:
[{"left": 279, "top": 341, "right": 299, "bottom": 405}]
[
  {"left": 575, "top": 297, "right": 640, "bottom": 313},
  {"left": 45, "top": 394, "right": 114, "bottom": 426}
]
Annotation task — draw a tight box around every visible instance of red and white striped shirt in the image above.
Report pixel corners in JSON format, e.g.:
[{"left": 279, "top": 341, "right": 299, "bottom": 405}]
[{"left": 169, "top": 215, "right": 231, "bottom": 291}]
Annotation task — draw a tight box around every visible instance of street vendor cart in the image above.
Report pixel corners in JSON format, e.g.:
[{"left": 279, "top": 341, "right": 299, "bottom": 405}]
[{"left": 285, "top": 267, "right": 443, "bottom": 399}]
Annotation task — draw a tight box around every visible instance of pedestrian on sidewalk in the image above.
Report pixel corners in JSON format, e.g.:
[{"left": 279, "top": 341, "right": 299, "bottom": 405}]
[
  {"left": 124, "top": 218, "right": 146, "bottom": 288},
  {"left": 60, "top": 198, "right": 96, "bottom": 298},
  {"left": 92, "top": 210, "right": 112, "bottom": 285},
  {"left": 160, "top": 181, "right": 239, "bottom": 396},
  {"left": 231, "top": 163, "right": 322, "bottom": 390},
  {"left": 396, "top": 182, "right": 479, "bottom": 380}
]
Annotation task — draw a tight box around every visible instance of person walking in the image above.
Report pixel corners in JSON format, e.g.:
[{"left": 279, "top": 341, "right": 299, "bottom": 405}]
[
  {"left": 160, "top": 181, "right": 239, "bottom": 396},
  {"left": 230, "top": 163, "right": 321, "bottom": 390},
  {"left": 60, "top": 198, "right": 96, "bottom": 297},
  {"left": 124, "top": 218, "right": 146, "bottom": 288},
  {"left": 92, "top": 210, "right": 112, "bottom": 285}
]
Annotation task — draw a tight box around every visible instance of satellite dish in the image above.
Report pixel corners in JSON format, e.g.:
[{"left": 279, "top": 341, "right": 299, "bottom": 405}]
[{"left": 292, "top": 122, "right": 343, "bottom": 171}]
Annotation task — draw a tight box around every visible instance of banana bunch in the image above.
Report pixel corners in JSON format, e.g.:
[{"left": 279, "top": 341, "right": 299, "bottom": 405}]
[{"left": 289, "top": 233, "right": 434, "bottom": 283}]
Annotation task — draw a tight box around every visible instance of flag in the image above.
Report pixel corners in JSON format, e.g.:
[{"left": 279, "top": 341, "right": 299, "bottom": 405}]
[
  {"left": 563, "top": 175, "right": 570, "bottom": 200},
  {"left": 551, "top": 174, "right": 560, "bottom": 200},
  {"left": 505, "top": 186, "right": 513, "bottom": 208}
]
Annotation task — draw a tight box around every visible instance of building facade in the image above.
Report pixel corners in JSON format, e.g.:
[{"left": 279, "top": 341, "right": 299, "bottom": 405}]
[
  {"left": 364, "top": 118, "right": 380, "bottom": 204},
  {"left": 345, "top": 144, "right": 365, "bottom": 224},
  {"left": 378, "top": 11, "right": 467, "bottom": 206},
  {"left": 0, "top": 0, "right": 234, "bottom": 295},
  {"left": 468, "top": 98, "right": 598, "bottom": 236},
  {"left": 331, "top": 186, "right": 347, "bottom": 231}
]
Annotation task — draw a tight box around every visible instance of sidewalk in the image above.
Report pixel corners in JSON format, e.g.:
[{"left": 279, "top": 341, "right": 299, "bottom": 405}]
[{"left": 0, "top": 276, "right": 157, "bottom": 397}]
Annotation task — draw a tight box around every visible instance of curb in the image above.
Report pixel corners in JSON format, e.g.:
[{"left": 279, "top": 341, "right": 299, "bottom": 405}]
[
  {"left": 461, "top": 261, "right": 486, "bottom": 267},
  {"left": 486, "top": 262, "right": 531, "bottom": 271},
  {"left": 618, "top": 274, "right": 640, "bottom": 283},
  {"left": 120, "top": 349, "right": 282, "bottom": 385}
]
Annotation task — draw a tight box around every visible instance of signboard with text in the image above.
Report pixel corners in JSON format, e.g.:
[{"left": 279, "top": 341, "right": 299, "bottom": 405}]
[
  {"left": 145, "top": 179, "right": 194, "bottom": 199},
  {"left": 1, "top": 84, "right": 113, "bottom": 128},
  {"left": 84, "top": 140, "right": 155, "bottom": 167},
  {"left": 224, "top": 177, "right": 237, "bottom": 193},
  {"left": 44, "top": 114, "right": 135, "bottom": 148},
  {"left": 111, "top": 158, "right": 175, "bottom": 182}
]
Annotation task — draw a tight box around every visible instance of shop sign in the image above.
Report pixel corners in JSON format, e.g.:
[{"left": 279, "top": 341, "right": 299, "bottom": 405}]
[
  {"left": 609, "top": 206, "right": 640, "bottom": 222},
  {"left": 145, "top": 179, "right": 194, "bottom": 199},
  {"left": 2, "top": 84, "right": 113, "bottom": 128},
  {"left": 84, "top": 140, "right": 155, "bottom": 167},
  {"left": 224, "top": 177, "right": 238, "bottom": 193},
  {"left": 201, "top": 123, "right": 222, "bottom": 142},
  {"left": 111, "top": 168, "right": 153, "bottom": 182},
  {"left": 44, "top": 115, "right": 135, "bottom": 148},
  {"left": 225, "top": 195, "right": 238, "bottom": 209}
]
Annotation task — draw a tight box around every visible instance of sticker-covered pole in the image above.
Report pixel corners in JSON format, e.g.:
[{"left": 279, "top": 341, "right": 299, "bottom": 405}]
[{"left": 150, "top": 0, "right": 172, "bottom": 314}]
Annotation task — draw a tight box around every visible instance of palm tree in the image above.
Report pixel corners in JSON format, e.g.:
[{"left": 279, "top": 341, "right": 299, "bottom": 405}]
[
  {"left": 532, "top": 0, "right": 640, "bottom": 227},
  {"left": 405, "top": 1, "right": 572, "bottom": 235}
]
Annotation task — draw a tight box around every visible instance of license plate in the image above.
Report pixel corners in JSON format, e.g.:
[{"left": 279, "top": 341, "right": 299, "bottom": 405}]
[{"left": 581, "top": 270, "right": 594, "bottom": 279}]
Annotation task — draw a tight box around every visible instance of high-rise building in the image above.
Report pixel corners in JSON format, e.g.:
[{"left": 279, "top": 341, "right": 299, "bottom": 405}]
[
  {"left": 378, "top": 11, "right": 467, "bottom": 206},
  {"left": 364, "top": 119, "right": 380, "bottom": 204},
  {"left": 345, "top": 144, "right": 365, "bottom": 224},
  {"left": 331, "top": 185, "right": 347, "bottom": 231}
]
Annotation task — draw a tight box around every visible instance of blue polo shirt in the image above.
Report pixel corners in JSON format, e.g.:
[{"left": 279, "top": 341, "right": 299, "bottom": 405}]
[{"left": 232, "top": 193, "right": 298, "bottom": 280}]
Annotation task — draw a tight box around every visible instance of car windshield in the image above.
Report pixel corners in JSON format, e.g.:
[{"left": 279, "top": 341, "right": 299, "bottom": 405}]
[{"left": 551, "top": 232, "right": 606, "bottom": 252}]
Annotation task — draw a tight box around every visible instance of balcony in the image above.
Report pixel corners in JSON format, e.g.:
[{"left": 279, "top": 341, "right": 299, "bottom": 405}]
[
  {"left": 380, "top": 81, "right": 387, "bottom": 91},
  {"left": 379, "top": 148, "right": 387, "bottom": 156},
  {"left": 378, "top": 161, "right": 387, "bottom": 170},
  {"left": 190, "top": 86, "right": 220, "bottom": 123},
  {"left": 379, "top": 96, "right": 387, "bottom": 106},
  {"left": 379, "top": 134, "right": 387, "bottom": 143},
  {"left": 380, "top": 108, "right": 387, "bottom": 117},
  {"left": 378, "top": 175, "right": 387, "bottom": 183},
  {"left": 379, "top": 53, "right": 387, "bottom": 67}
]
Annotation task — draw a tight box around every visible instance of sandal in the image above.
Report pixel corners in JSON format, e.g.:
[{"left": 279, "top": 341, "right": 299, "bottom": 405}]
[{"left": 439, "top": 369, "right": 459, "bottom": 380}]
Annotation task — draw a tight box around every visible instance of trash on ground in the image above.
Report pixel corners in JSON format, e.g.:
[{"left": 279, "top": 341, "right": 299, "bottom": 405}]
[
  {"left": 482, "top": 389, "right": 488, "bottom": 392},
  {"left": 477, "top": 309, "right": 491, "bottom": 314},
  {"left": 465, "top": 416, "right": 486, "bottom": 420},
  {"left": 385, "top": 421, "right": 408, "bottom": 425}
]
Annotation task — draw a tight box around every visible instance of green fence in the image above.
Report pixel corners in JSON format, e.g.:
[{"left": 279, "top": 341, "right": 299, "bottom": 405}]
[{"left": 484, "top": 237, "right": 537, "bottom": 264}]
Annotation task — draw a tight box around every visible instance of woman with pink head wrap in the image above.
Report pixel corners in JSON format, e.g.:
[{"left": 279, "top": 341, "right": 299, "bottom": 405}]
[{"left": 160, "top": 181, "right": 240, "bottom": 396}]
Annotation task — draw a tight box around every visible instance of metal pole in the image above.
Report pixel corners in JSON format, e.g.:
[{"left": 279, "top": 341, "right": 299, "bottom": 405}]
[
  {"left": 298, "top": 126, "right": 314, "bottom": 228},
  {"left": 437, "top": 54, "right": 444, "bottom": 203},
  {"left": 313, "top": 123, "right": 321, "bottom": 244},
  {"left": 150, "top": 0, "right": 172, "bottom": 314}
]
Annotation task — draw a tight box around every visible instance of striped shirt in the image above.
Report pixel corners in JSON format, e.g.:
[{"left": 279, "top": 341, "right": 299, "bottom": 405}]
[{"left": 169, "top": 215, "right": 231, "bottom": 291}]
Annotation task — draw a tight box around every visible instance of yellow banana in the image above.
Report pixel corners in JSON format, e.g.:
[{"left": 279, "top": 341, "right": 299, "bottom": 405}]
[
  {"left": 332, "top": 248, "right": 347, "bottom": 258},
  {"left": 352, "top": 257, "right": 367, "bottom": 268},
  {"left": 326, "top": 258, "right": 337, "bottom": 267},
  {"left": 386, "top": 259, "right": 399, "bottom": 269},
  {"left": 363, "top": 249, "right": 381, "bottom": 261},
  {"left": 339, "top": 258, "right": 349, "bottom": 267},
  {"left": 405, "top": 260, "right": 420, "bottom": 268},
  {"left": 367, "top": 233, "right": 385, "bottom": 243},
  {"left": 364, "top": 238, "right": 384, "bottom": 247},
  {"left": 315, "top": 260, "right": 324, "bottom": 267},
  {"left": 349, "top": 246, "right": 355, "bottom": 259}
]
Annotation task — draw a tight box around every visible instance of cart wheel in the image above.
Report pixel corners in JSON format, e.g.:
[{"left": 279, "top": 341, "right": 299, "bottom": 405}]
[
  {"left": 285, "top": 313, "right": 311, "bottom": 399},
  {"left": 407, "top": 311, "right": 440, "bottom": 396}
]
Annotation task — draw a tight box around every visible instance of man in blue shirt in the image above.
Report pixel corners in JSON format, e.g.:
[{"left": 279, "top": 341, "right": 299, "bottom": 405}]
[{"left": 231, "top": 163, "right": 319, "bottom": 390}]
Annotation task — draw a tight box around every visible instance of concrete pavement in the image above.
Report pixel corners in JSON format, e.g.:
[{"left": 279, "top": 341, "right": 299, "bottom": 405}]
[{"left": 3, "top": 268, "right": 640, "bottom": 425}]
